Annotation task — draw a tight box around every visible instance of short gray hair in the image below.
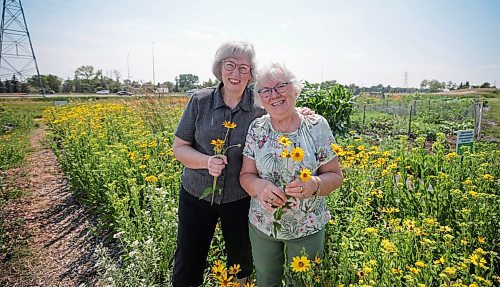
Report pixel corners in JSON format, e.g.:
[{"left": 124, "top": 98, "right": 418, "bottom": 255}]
[
  {"left": 211, "top": 41, "right": 256, "bottom": 84},
  {"left": 253, "top": 62, "right": 302, "bottom": 108}
]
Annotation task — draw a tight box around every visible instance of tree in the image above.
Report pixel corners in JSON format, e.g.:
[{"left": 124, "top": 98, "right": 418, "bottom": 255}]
[
  {"left": 175, "top": 74, "right": 199, "bottom": 92},
  {"left": 480, "top": 82, "right": 491, "bottom": 88},
  {"left": 428, "top": 79, "right": 443, "bottom": 92},
  {"left": 420, "top": 80, "right": 429, "bottom": 91},
  {"left": 162, "top": 81, "right": 175, "bottom": 92},
  {"left": 75, "top": 65, "right": 95, "bottom": 81},
  {"left": 27, "top": 74, "right": 62, "bottom": 92},
  {"left": 201, "top": 78, "right": 219, "bottom": 88}
]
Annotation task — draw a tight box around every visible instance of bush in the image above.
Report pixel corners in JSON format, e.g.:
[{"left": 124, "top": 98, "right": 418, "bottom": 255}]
[{"left": 297, "top": 82, "right": 354, "bottom": 136}]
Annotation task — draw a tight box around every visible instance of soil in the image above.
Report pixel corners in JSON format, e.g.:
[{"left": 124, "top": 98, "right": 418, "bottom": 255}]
[{"left": 0, "top": 124, "right": 100, "bottom": 286}]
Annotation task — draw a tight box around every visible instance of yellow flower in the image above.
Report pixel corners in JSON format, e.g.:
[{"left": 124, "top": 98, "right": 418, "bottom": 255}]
[
  {"left": 290, "top": 147, "right": 305, "bottom": 162},
  {"left": 223, "top": 121, "right": 237, "bottom": 129},
  {"left": 211, "top": 139, "right": 225, "bottom": 151},
  {"left": 444, "top": 152, "right": 458, "bottom": 160},
  {"left": 217, "top": 272, "right": 234, "bottom": 287},
  {"left": 229, "top": 264, "right": 241, "bottom": 275},
  {"left": 368, "top": 260, "right": 377, "bottom": 266},
  {"left": 443, "top": 266, "right": 456, "bottom": 276},
  {"left": 145, "top": 175, "right": 158, "bottom": 183},
  {"left": 365, "top": 227, "right": 377, "bottom": 234},
  {"left": 415, "top": 261, "right": 426, "bottom": 268},
  {"left": 313, "top": 256, "right": 322, "bottom": 265},
  {"left": 381, "top": 239, "right": 397, "bottom": 254},
  {"left": 408, "top": 267, "right": 421, "bottom": 275},
  {"left": 291, "top": 256, "right": 311, "bottom": 272},
  {"left": 243, "top": 283, "right": 256, "bottom": 287},
  {"left": 418, "top": 284, "right": 426, "bottom": 287},
  {"left": 281, "top": 149, "right": 291, "bottom": 158},
  {"left": 439, "top": 226, "right": 452, "bottom": 233},
  {"left": 391, "top": 267, "right": 402, "bottom": 275},
  {"left": 278, "top": 136, "right": 292, "bottom": 147},
  {"left": 211, "top": 264, "right": 226, "bottom": 278},
  {"left": 477, "top": 236, "right": 486, "bottom": 244},
  {"left": 462, "top": 178, "right": 473, "bottom": 185},
  {"left": 469, "top": 191, "right": 478, "bottom": 197},
  {"left": 469, "top": 283, "right": 478, "bottom": 287},
  {"left": 434, "top": 257, "right": 445, "bottom": 265},
  {"left": 331, "top": 143, "right": 343, "bottom": 154},
  {"left": 482, "top": 174, "right": 494, "bottom": 181},
  {"left": 299, "top": 168, "right": 312, "bottom": 182}
]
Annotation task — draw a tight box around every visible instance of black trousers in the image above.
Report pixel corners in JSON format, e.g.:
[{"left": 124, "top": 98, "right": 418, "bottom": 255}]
[{"left": 172, "top": 187, "right": 253, "bottom": 287}]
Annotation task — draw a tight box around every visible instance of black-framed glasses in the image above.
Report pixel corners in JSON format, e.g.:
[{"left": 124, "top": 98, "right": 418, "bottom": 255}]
[
  {"left": 222, "top": 60, "right": 252, "bottom": 74},
  {"left": 257, "top": 82, "right": 289, "bottom": 99}
]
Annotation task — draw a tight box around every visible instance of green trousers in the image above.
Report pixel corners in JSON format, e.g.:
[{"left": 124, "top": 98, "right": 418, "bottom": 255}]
[{"left": 248, "top": 223, "right": 325, "bottom": 287}]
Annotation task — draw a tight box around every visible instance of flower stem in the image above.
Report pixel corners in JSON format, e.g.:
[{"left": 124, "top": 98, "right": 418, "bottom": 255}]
[{"left": 211, "top": 176, "right": 218, "bottom": 205}]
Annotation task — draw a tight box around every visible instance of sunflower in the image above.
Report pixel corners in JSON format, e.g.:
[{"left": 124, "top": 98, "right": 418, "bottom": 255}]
[
  {"left": 278, "top": 136, "right": 292, "bottom": 147},
  {"left": 299, "top": 168, "right": 312, "bottom": 182},
  {"left": 291, "top": 256, "right": 311, "bottom": 272},
  {"left": 223, "top": 121, "right": 237, "bottom": 129},
  {"left": 290, "top": 147, "right": 304, "bottom": 162}
]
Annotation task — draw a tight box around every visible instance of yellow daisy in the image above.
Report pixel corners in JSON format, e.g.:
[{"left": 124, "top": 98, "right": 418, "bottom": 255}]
[
  {"left": 281, "top": 149, "right": 291, "bottom": 158},
  {"left": 291, "top": 256, "right": 311, "bottom": 272},
  {"left": 278, "top": 136, "right": 292, "bottom": 147},
  {"left": 229, "top": 264, "right": 241, "bottom": 275},
  {"left": 299, "top": 168, "right": 312, "bottom": 182},
  {"left": 291, "top": 147, "right": 305, "bottom": 162},
  {"left": 223, "top": 121, "right": 237, "bottom": 129}
]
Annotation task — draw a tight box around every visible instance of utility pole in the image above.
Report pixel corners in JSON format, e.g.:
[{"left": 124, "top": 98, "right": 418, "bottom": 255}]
[
  {"left": 404, "top": 72, "right": 408, "bottom": 89},
  {"left": 0, "top": 0, "right": 44, "bottom": 95},
  {"left": 127, "top": 53, "right": 130, "bottom": 79},
  {"left": 152, "top": 42, "right": 156, "bottom": 93}
]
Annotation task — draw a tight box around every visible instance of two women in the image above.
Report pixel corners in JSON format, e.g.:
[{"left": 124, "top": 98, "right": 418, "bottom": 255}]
[{"left": 173, "top": 41, "right": 343, "bottom": 286}]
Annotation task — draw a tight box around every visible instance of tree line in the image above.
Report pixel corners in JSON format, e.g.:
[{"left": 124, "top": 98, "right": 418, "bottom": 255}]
[{"left": 1, "top": 64, "right": 495, "bottom": 95}]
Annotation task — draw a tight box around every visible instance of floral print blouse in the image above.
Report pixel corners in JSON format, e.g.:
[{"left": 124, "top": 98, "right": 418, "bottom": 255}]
[{"left": 243, "top": 114, "right": 337, "bottom": 239}]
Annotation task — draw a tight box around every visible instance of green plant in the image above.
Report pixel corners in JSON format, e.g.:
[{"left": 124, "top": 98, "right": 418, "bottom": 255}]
[{"left": 297, "top": 82, "right": 354, "bottom": 136}]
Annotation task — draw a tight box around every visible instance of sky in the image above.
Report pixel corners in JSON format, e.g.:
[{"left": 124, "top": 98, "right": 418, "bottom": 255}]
[{"left": 12, "top": 0, "right": 500, "bottom": 88}]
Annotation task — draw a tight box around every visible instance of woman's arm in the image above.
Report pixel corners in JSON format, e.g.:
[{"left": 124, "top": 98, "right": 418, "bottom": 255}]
[
  {"left": 240, "top": 156, "right": 287, "bottom": 211},
  {"left": 172, "top": 136, "right": 227, "bottom": 177},
  {"left": 285, "top": 157, "right": 343, "bottom": 198}
]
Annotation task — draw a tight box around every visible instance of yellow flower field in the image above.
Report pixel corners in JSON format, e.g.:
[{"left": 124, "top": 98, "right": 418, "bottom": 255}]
[{"left": 43, "top": 99, "right": 499, "bottom": 287}]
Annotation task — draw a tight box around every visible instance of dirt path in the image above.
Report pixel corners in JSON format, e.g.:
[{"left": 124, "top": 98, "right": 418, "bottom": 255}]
[{"left": 1, "top": 125, "right": 100, "bottom": 286}]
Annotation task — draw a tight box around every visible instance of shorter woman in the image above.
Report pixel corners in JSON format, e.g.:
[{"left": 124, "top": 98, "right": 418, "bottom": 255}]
[{"left": 240, "top": 63, "right": 344, "bottom": 286}]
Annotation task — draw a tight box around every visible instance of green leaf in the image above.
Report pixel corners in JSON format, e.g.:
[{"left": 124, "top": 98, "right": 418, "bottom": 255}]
[{"left": 199, "top": 187, "right": 214, "bottom": 200}]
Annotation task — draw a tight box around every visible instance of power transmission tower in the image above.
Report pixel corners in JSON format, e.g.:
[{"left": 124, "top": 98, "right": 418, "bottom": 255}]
[
  {"left": 404, "top": 72, "right": 408, "bottom": 89},
  {"left": 0, "top": 0, "right": 44, "bottom": 95}
]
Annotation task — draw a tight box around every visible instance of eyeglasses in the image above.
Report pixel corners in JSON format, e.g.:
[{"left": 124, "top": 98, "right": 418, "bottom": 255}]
[
  {"left": 222, "top": 60, "right": 252, "bottom": 74},
  {"left": 257, "top": 82, "right": 289, "bottom": 99}
]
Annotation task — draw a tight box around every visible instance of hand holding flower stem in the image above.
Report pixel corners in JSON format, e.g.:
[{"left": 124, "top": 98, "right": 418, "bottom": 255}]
[{"left": 201, "top": 121, "right": 240, "bottom": 205}]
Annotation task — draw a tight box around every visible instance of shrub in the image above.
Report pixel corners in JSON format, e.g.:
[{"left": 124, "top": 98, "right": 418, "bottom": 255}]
[{"left": 297, "top": 82, "right": 354, "bottom": 136}]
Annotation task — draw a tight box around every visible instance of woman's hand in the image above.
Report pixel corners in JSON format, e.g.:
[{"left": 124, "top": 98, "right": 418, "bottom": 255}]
[
  {"left": 285, "top": 177, "right": 318, "bottom": 199},
  {"left": 207, "top": 155, "right": 227, "bottom": 177},
  {"left": 296, "top": 107, "right": 315, "bottom": 116},
  {"left": 257, "top": 181, "right": 287, "bottom": 211}
]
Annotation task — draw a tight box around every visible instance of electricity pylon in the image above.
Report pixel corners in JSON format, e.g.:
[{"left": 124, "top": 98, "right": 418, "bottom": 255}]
[{"left": 0, "top": 0, "right": 44, "bottom": 95}]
